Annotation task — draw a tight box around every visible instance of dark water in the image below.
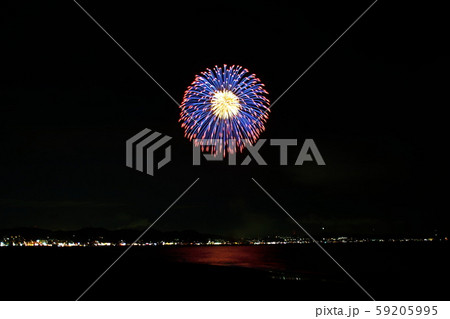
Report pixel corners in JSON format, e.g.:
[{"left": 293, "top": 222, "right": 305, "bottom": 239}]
[{"left": 0, "top": 243, "right": 448, "bottom": 300}]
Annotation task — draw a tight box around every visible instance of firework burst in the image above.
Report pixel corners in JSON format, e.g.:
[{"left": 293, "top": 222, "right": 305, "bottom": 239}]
[{"left": 180, "top": 65, "right": 270, "bottom": 156}]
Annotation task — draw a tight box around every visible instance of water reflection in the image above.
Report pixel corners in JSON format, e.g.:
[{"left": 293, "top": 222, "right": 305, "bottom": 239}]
[
  {"left": 152, "top": 245, "right": 328, "bottom": 282},
  {"left": 166, "top": 246, "right": 284, "bottom": 270}
]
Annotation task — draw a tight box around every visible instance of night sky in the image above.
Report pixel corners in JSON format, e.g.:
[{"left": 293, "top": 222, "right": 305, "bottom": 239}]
[{"left": 1, "top": 0, "right": 448, "bottom": 238}]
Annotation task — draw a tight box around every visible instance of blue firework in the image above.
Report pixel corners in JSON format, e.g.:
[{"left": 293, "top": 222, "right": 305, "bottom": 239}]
[{"left": 180, "top": 65, "right": 270, "bottom": 155}]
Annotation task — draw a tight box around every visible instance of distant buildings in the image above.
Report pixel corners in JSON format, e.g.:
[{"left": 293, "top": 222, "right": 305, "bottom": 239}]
[{"left": 0, "top": 235, "right": 447, "bottom": 248}]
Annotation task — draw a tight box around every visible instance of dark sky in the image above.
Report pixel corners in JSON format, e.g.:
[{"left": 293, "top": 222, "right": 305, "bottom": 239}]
[{"left": 1, "top": 0, "right": 448, "bottom": 237}]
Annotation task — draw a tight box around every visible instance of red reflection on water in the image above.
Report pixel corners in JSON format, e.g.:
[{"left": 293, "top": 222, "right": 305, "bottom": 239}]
[{"left": 164, "top": 246, "right": 286, "bottom": 270}]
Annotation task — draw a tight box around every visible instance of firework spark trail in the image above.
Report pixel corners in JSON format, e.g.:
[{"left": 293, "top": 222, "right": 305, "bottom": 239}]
[{"left": 180, "top": 65, "right": 270, "bottom": 155}]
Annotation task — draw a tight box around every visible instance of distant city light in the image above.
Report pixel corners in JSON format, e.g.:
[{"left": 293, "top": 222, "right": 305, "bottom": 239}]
[{"left": 0, "top": 235, "right": 446, "bottom": 248}]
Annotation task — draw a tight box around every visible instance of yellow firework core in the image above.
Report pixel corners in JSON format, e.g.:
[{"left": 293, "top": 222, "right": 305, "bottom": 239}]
[{"left": 211, "top": 90, "right": 241, "bottom": 119}]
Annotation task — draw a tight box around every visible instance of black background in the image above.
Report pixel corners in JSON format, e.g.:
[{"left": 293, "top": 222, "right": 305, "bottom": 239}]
[{"left": 1, "top": 0, "right": 448, "bottom": 238}]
